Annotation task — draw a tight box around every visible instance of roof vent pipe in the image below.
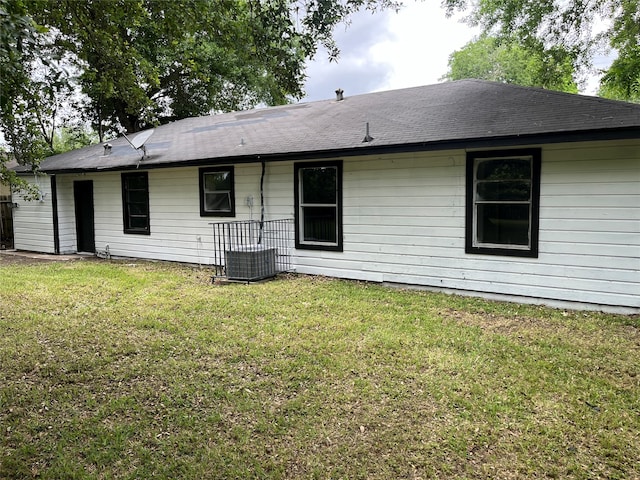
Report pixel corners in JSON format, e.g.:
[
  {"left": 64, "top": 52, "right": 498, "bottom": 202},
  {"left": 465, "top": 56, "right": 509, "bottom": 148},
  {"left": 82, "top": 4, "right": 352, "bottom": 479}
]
[
  {"left": 335, "top": 88, "right": 344, "bottom": 101},
  {"left": 103, "top": 143, "right": 112, "bottom": 156},
  {"left": 362, "top": 122, "right": 374, "bottom": 143}
]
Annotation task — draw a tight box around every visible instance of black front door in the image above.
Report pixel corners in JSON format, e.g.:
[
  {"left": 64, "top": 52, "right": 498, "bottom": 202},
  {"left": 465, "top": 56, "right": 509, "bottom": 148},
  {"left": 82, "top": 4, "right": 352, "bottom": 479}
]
[
  {"left": 74, "top": 180, "right": 95, "bottom": 253},
  {"left": 0, "top": 192, "right": 13, "bottom": 249}
]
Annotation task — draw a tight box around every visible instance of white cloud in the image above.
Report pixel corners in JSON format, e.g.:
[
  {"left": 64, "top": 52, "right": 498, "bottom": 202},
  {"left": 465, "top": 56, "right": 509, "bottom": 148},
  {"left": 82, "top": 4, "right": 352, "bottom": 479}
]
[
  {"left": 302, "top": 10, "right": 396, "bottom": 102},
  {"left": 302, "top": 3, "right": 479, "bottom": 102},
  {"left": 372, "top": 3, "right": 479, "bottom": 90},
  {"left": 302, "top": 2, "right": 615, "bottom": 101}
]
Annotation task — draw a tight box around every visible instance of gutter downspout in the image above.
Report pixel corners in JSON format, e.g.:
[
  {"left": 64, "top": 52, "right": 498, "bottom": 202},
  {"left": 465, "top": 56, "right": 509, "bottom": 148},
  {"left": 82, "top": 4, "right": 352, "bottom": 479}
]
[
  {"left": 50, "top": 175, "right": 60, "bottom": 254},
  {"left": 258, "top": 156, "right": 265, "bottom": 244}
]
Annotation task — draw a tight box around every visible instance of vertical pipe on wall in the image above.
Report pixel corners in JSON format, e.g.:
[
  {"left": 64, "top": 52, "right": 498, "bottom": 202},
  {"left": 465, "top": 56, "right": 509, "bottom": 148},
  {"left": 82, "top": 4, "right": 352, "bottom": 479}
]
[
  {"left": 258, "top": 156, "right": 265, "bottom": 244},
  {"left": 50, "top": 175, "right": 60, "bottom": 254}
]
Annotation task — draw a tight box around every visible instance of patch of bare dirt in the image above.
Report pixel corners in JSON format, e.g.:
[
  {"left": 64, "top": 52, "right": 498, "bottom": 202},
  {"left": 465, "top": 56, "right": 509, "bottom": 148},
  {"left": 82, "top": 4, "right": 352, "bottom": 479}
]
[{"left": 0, "top": 251, "right": 90, "bottom": 266}]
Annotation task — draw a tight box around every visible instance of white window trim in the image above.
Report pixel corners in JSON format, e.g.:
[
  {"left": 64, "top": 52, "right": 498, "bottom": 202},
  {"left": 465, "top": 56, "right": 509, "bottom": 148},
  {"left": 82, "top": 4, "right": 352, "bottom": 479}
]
[
  {"left": 472, "top": 155, "right": 533, "bottom": 251},
  {"left": 294, "top": 161, "right": 343, "bottom": 252},
  {"left": 298, "top": 166, "right": 339, "bottom": 247}
]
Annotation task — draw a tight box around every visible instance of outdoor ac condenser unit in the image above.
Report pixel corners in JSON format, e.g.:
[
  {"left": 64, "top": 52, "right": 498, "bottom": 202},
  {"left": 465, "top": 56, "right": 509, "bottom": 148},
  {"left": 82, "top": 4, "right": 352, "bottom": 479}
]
[{"left": 225, "top": 245, "right": 276, "bottom": 281}]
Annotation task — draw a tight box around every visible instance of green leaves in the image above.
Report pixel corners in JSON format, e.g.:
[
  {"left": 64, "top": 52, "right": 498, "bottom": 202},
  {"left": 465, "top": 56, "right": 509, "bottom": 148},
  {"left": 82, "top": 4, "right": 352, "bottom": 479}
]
[
  {"left": 1, "top": 0, "right": 397, "bottom": 175},
  {"left": 0, "top": 0, "right": 44, "bottom": 172},
  {"left": 443, "top": 0, "right": 640, "bottom": 101},
  {"left": 599, "top": 49, "right": 640, "bottom": 101},
  {"left": 443, "top": 35, "right": 578, "bottom": 93},
  {"left": 600, "top": 1, "right": 640, "bottom": 101},
  {"left": 19, "top": 0, "right": 400, "bottom": 136}
]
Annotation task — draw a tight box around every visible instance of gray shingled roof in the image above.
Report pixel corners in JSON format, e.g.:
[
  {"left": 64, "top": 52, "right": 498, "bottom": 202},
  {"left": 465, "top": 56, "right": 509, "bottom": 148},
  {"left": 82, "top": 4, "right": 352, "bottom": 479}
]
[{"left": 20, "top": 79, "right": 640, "bottom": 173}]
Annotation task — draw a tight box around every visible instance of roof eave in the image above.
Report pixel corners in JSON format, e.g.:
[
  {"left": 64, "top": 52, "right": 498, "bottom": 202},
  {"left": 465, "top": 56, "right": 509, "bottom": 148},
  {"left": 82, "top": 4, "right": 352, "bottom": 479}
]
[{"left": 24, "top": 126, "right": 640, "bottom": 175}]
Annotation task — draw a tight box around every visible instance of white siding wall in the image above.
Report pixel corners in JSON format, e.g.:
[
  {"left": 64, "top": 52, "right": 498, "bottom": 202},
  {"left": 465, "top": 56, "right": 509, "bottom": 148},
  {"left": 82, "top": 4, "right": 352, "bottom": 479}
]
[
  {"left": 56, "top": 175, "right": 77, "bottom": 253},
  {"left": 290, "top": 151, "right": 469, "bottom": 284},
  {"left": 537, "top": 141, "right": 639, "bottom": 307},
  {"left": 286, "top": 141, "right": 639, "bottom": 310},
  {"left": 12, "top": 174, "right": 55, "bottom": 253},
  {"left": 13, "top": 138, "right": 639, "bottom": 310},
  {"left": 55, "top": 165, "right": 268, "bottom": 264}
]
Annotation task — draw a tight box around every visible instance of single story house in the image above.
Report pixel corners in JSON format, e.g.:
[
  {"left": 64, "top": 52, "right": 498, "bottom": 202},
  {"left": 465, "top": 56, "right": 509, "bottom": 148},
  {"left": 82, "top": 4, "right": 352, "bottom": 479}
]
[{"left": 11, "top": 80, "right": 640, "bottom": 312}]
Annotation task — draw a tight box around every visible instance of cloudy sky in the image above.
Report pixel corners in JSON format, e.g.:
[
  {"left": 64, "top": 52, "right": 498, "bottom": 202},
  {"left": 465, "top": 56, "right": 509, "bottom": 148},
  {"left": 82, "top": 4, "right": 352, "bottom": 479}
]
[{"left": 302, "top": 2, "right": 612, "bottom": 103}]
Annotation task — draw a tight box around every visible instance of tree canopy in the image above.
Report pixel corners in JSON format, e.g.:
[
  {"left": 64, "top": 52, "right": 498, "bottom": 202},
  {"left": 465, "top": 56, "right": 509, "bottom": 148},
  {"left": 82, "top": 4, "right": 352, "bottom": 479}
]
[
  {"left": 442, "top": 35, "right": 578, "bottom": 92},
  {"left": 24, "top": 0, "right": 399, "bottom": 135},
  {"left": 443, "top": 0, "right": 639, "bottom": 101},
  {"left": 3, "top": 0, "right": 637, "bottom": 189},
  {"left": 0, "top": 0, "right": 49, "bottom": 195},
  {"left": 1, "top": 0, "right": 398, "bottom": 186}
]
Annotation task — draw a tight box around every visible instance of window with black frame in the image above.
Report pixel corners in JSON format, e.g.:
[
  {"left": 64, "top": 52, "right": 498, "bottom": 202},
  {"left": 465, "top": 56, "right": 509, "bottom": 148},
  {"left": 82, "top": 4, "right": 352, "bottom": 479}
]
[
  {"left": 121, "top": 172, "right": 150, "bottom": 235},
  {"left": 199, "top": 167, "right": 235, "bottom": 217},
  {"left": 466, "top": 149, "right": 540, "bottom": 257},
  {"left": 294, "top": 161, "right": 342, "bottom": 251}
]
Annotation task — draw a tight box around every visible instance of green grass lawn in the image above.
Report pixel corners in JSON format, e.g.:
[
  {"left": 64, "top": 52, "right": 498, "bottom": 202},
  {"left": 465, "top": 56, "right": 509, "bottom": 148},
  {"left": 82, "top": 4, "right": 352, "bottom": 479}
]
[{"left": 1, "top": 259, "right": 638, "bottom": 479}]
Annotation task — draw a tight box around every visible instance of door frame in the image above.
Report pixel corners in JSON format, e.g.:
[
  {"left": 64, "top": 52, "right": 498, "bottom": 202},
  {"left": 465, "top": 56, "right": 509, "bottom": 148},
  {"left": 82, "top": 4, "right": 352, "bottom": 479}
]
[
  {"left": 73, "top": 180, "right": 95, "bottom": 253},
  {"left": 0, "top": 191, "right": 14, "bottom": 250}
]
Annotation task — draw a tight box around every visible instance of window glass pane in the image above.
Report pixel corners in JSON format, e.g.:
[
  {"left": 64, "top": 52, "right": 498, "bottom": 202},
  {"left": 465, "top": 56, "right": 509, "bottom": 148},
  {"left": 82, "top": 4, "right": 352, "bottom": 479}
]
[
  {"left": 199, "top": 167, "right": 234, "bottom": 217},
  {"left": 122, "top": 173, "right": 149, "bottom": 233},
  {"left": 126, "top": 175, "right": 147, "bottom": 190},
  {"left": 302, "top": 206, "right": 337, "bottom": 243},
  {"left": 127, "top": 190, "right": 148, "bottom": 204},
  {"left": 477, "top": 204, "right": 530, "bottom": 246},
  {"left": 477, "top": 181, "right": 531, "bottom": 201},
  {"left": 477, "top": 158, "right": 530, "bottom": 181},
  {"left": 205, "top": 192, "right": 231, "bottom": 212},
  {"left": 204, "top": 172, "right": 230, "bottom": 191},
  {"left": 129, "top": 203, "right": 147, "bottom": 215},
  {"left": 129, "top": 216, "right": 148, "bottom": 229},
  {"left": 302, "top": 167, "right": 337, "bottom": 204}
]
